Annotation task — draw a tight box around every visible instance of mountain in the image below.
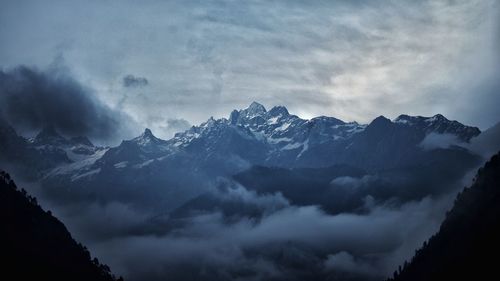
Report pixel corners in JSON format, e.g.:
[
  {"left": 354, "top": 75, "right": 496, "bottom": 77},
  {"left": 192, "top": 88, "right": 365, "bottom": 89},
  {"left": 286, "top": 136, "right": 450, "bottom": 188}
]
[
  {"left": 0, "top": 104, "right": 491, "bottom": 281},
  {"left": 232, "top": 154, "right": 480, "bottom": 215},
  {"left": 41, "top": 128, "right": 206, "bottom": 211},
  {"left": 0, "top": 119, "right": 70, "bottom": 178},
  {"left": 170, "top": 102, "right": 367, "bottom": 170},
  {"left": 33, "top": 125, "right": 72, "bottom": 146},
  {"left": 4, "top": 102, "right": 481, "bottom": 211},
  {"left": 0, "top": 116, "right": 31, "bottom": 163},
  {"left": 32, "top": 125, "right": 103, "bottom": 159},
  {"left": 0, "top": 170, "right": 122, "bottom": 281},
  {"left": 96, "top": 128, "right": 173, "bottom": 167},
  {"left": 388, "top": 151, "right": 500, "bottom": 281},
  {"left": 86, "top": 102, "right": 479, "bottom": 179},
  {"left": 169, "top": 164, "right": 366, "bottom": 218},
  {"left": 0, "top": 119, "right": 109, "bottom": 181},
  {"left": 168, "top": 102, "right": 480, "bottom": 171}
]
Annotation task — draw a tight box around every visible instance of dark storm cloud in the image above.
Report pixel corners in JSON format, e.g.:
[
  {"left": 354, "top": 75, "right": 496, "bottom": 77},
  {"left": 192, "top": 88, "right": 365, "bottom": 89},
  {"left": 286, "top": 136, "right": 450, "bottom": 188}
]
[
  {"left": 0, "top": 63, "right": 133, "bottom": 141},
  {"left": 122, "top": 74, "right": 148, "bottom": 88}
]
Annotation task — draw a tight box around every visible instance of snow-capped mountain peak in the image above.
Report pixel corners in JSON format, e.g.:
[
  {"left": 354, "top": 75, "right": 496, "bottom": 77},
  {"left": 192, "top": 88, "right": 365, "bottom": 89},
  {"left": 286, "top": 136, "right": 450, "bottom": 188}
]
[
  {"left": 268, "top": 105, "right": 289, "bottom": 117},
  {"left": 132, "top": 128, "right": 165, "bottom": 147},
  {"left": 40, "top": 103, "right": 482, "bottom": 184},
  {"left": 231, "top": 102, "right": 267, "bottom": 122},
  {"left": 246, "top": 101, "right": 266, "bottom": 115},
  {"left": 394, "top": 113, "right": 450, "bottom": 125},
  {"left": 393, "top": 114, "right": 480, "bottom": 141}
]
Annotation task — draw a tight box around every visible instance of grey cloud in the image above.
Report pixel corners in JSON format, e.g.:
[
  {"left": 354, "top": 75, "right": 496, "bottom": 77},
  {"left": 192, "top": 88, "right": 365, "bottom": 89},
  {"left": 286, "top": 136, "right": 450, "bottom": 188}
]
[
  {"left": 211, "top": 178, "right": 290, "bottom": 215},
  {"left": 54, "top": 201, "right": 154, "bottom": 242},
  {"left": 123, "top": 74, "right": 148, "bottom": 88},
  {"left": 468, "top": 122, "right": 500, "bottom": 159},
  {"left": 18, "top": 168, "right": 471, "bottom": 281},
  {"left": 0, "top": 63, "right": 134, "bottom": 142},
  {"left": 2, "top": 0, "right": 497, "bottom": 128},
  {"left": 166, "top": 118, "right": 191, "bottom": 133},
  {"left": 149, "top": 117, "right": 191, "bottom": 139},
  {"left": 26, "top": 173, "right": 453, "bottom": 281},
  {"left": 324, "top": 251, "right": 379, "bottom": 277},
  {"left": 86, "top": 196, "right": 449, "bottom": 281},
  {"left": 330, "top": 175, "right": 378, "bottom": 189}
]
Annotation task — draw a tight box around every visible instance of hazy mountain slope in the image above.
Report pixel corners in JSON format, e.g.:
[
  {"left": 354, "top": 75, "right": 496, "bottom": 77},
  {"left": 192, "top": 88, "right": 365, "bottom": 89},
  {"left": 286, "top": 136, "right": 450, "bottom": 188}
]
[
  {"left": 233, "top": 148, "right": 479, "bottom": 215},
  {"left": 388, "top": 151, "right": 500, "bottom": 281},
  {"left": 0, "top": 118, "right": 70, "bottom": 178},
  {"left": 233, "top": 164, "right": 367, "bottom": 214},
  {"left": 468, "top": 121, "right": 500, "bottom": 158},
  {"left": 0, "top": 170, "right": 122, "bottom": 281}
]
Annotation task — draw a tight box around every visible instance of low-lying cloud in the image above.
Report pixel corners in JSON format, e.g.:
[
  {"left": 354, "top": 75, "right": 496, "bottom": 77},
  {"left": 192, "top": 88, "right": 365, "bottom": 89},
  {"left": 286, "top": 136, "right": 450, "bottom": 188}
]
[
  {"left": 29, "top": 175, "right": 457, "bottom": 281},
  {"left": 85, "top": 194, "right": 451, "bottom": 281},
  {"left": 468, "top": 122, "right": 500, "bottom": 159},
  {"left": 418, "top": 133, "right": 464, "bottom": 151}
]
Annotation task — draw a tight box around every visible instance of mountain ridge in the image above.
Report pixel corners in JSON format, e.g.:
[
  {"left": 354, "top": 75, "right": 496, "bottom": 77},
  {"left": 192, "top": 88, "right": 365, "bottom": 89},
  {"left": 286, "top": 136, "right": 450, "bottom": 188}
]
[
  {"left": 1, "top": 103, "right": 483, "bottom": 212},
  {"left": 0, "top": 170, "right": 122, "bottom": 281},
  {"left": 387, "top": 151, "right": 500, "bottom": 281}
]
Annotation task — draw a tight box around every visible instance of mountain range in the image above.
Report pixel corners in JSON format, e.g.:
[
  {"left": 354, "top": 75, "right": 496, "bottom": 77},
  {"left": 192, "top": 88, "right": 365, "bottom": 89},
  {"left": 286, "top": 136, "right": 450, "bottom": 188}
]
[
  {"left": 0, "top": 102, "right": 485, "bottom": 212},
  {"left": 1, "top": 102, "right": 500, "bottom": 281}
]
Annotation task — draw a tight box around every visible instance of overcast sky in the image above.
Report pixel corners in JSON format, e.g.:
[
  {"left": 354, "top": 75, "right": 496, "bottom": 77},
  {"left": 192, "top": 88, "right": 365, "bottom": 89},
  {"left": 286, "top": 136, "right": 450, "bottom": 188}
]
[{"left": 1, "top": 0, "right": 499, "bottom": 140}]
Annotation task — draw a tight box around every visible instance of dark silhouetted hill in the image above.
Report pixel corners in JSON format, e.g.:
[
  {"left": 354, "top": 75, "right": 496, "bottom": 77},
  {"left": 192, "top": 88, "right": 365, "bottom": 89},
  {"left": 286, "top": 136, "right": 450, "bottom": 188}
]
[
  {"left": 388, "top": 151, "right": 500, "bottom": 281},
  {"left": 0, "top": 170, "right": 122, "bottom": 281}
]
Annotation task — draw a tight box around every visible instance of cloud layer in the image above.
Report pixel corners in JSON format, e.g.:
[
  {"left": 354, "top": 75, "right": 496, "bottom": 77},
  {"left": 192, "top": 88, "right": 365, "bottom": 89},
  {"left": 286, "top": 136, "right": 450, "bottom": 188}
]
[
  {"left": 0, "top": 0, "right": 498, "bottom": 131},
  {"left": 22, "top": 174, "right": 462, "bottom": 281},
  {"left": 78, "top": 189, "right": 452, "bottom": 281}
]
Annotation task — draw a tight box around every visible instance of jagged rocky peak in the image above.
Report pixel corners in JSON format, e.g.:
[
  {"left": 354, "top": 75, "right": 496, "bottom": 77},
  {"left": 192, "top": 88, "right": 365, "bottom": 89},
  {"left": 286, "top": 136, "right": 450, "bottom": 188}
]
[
  {"left": 430, "top": 113, "right": 446, "bottom": 120},
  {"left": 393, "top": 113, "right": 480, "bottom": 140},
  {"left": 143, "top": 128, "right": 154, "bottom": 137},
  {"left": 268, "top": 105, "right": 289, "bottom": 117},
  {"left": 228, "top": 102, "right": 269, "bottom": 124},
  {"left": 363, "top": 115, "right": 393, "bottom": 133},
  {"left": 36, "top": 125, "right": 60, "bottom": 138},
  {"left": 132, "top": 128, "right": 164, "bottom": 146},
  {"left": 34, "top": 125, "right": 68, "bottom": 145},
  {"left": 394, "top": 113, "right": 448, "bottom": 124},
  {"left": 34, "top": 126, "right": 96, "bottom": 148},
  {"left": 229, "top": 110, "right": 240, "bottom": 125},
  {"left": 204, "top": 116, "right": 216, "bottom": 126},
  {"left": 310, "top": 115, "right": 345, "bottom": 126},
  {"left": 241, "top": 101, "right": 267, "bottom": 118},
  {"left": 370, "top": 115, "right": 392, "bottom": 126},
  {"left": 248, "top": 101, "right": 266, "bottom": 112},
  {"left": 394, "top": 114, "right": 413, "bottom": 122}
]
